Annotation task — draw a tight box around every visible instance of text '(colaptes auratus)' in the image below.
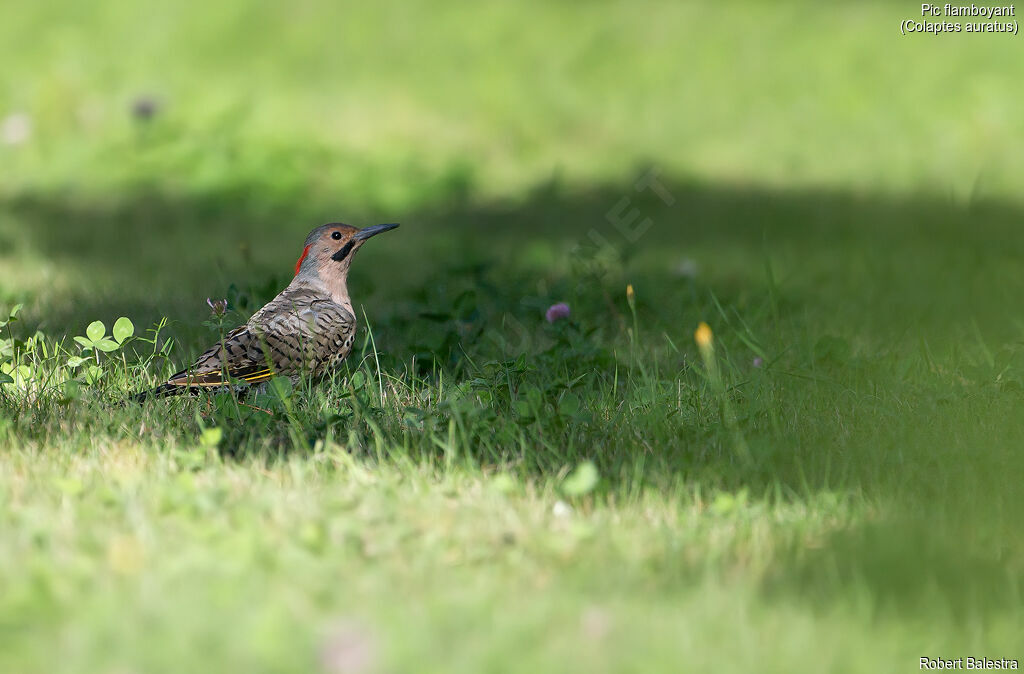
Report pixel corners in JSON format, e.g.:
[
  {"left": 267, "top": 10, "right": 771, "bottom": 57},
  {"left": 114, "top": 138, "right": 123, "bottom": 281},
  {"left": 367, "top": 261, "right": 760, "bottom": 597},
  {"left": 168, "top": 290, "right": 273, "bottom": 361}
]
[{"left": 136, "top": 222, "right": 398, "bottom": 400}]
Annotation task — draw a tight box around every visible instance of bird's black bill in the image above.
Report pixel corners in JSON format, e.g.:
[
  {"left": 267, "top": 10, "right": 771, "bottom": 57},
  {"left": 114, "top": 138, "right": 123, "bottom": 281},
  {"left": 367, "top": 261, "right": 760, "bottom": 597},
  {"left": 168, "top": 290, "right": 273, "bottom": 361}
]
[{"left": 353, "top": 223, "right": 400, "bottom": 241}]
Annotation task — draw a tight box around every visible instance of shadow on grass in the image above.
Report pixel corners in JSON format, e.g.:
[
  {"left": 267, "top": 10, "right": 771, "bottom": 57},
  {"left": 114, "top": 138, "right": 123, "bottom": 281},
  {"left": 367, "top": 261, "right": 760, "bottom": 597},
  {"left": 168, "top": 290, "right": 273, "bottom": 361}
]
[
  {"left": 3, "top": 172, "right": 1024, "bottom": 618},
  {"left": 5, "top": 171, "right": 1024, "bottom": 340},
  {"left": 763, "top": 518, "right": 1024, "bottom": 623}
]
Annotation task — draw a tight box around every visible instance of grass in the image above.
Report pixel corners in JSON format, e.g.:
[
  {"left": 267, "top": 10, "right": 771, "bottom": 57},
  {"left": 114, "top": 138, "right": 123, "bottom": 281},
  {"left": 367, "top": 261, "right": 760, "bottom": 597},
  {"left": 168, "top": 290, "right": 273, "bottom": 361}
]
[{"left": 2, "top": 1, "right": 1024, "bottom": 672}]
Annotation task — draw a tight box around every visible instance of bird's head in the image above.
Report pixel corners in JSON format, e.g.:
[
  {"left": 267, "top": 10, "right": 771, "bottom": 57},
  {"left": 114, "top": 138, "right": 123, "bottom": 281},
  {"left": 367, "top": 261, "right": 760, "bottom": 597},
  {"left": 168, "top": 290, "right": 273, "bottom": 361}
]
[{"left": 293, "top": 222, "right": 399, "bottom": 282}]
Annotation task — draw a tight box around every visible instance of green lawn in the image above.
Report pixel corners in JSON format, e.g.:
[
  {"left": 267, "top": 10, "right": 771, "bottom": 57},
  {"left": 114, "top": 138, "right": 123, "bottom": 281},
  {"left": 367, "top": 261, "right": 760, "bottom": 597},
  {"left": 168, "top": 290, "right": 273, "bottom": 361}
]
[{"left": 1, "top": 2, "right": 1023, "bottom": 672}]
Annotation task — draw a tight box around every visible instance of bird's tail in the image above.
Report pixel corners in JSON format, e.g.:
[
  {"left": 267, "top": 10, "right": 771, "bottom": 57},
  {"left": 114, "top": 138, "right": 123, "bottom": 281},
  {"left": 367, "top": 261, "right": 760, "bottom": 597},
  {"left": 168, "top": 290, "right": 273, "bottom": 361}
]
[{"left": 130, "top": 382, "right": 188, "bottom": 404}]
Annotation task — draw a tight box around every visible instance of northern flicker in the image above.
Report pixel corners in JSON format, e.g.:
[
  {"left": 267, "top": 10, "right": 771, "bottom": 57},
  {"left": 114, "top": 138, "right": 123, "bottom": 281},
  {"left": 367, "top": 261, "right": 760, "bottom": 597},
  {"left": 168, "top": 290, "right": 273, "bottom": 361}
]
[{"left": 136, "top": 222, "right": 398, "bottom": 400}]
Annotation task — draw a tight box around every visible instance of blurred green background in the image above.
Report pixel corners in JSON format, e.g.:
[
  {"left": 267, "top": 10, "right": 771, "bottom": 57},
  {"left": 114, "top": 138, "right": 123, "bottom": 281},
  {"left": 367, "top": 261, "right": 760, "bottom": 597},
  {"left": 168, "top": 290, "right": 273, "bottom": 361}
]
[
  {"left": 1, "top": 2, "right": 1023, "bottom": 673},
  {"left": 3, "top": 1, "right": 1024, "bottom": 344}
]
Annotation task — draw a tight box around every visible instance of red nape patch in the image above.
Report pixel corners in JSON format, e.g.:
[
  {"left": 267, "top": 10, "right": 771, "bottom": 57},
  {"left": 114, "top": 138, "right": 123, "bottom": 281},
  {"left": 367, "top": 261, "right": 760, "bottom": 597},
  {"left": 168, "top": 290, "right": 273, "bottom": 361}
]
[{"left": 294, "top": 245, "right": 311, "bottom": 276}]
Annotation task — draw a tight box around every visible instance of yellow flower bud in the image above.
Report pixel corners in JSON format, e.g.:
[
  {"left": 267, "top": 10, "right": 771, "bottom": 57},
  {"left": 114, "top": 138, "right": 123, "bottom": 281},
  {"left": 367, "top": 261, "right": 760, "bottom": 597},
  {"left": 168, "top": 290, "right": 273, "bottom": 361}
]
[{"left": 694, "top": 322, "right": 713, "bottom": 349}]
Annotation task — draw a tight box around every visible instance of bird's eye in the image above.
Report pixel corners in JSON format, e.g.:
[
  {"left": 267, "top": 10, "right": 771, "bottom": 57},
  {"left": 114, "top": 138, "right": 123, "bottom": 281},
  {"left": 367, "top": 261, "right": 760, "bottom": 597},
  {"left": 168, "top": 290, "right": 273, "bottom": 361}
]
[{"left": 331, "top": 231, "right": 342, "bottom": 240}]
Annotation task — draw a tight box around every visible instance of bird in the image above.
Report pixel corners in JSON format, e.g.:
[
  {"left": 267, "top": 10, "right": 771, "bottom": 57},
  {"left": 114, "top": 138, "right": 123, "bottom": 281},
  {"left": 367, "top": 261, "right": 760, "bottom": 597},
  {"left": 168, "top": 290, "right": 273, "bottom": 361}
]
[{"left": 135, "top": 222, "right": 399, "bottom": 401}]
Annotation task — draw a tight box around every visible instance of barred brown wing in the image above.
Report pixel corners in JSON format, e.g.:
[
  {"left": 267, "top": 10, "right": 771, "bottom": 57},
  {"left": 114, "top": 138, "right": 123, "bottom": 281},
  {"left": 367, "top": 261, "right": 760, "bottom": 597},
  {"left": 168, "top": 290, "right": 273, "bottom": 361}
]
[{"left": 166, "top": 287, "right": 355, "bottom": 389}]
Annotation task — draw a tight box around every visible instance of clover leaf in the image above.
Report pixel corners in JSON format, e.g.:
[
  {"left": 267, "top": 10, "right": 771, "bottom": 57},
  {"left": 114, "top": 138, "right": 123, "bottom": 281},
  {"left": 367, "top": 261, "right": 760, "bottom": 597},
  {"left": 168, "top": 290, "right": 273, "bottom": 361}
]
[
  {"left": 74, "top": 320, "right": 124, "bottom": 355},
  {"left": 113, "top": 317, "right": 134, "bottom": 344},
  {"left": 562, "top": 460, "right": 599, "bottom": 497}
]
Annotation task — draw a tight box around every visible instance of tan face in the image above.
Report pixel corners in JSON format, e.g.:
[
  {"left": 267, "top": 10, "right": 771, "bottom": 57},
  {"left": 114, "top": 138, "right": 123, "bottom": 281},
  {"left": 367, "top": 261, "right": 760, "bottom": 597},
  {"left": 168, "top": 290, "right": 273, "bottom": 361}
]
[
  {"left": 294, "top": 225, "right": 358, "bottom": 277},
  {"left": 321, "top": 225, "right": 361, "bottom": 264},
  {"left": 294, "top": 223, "right": 399, "bottom": 277}
]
